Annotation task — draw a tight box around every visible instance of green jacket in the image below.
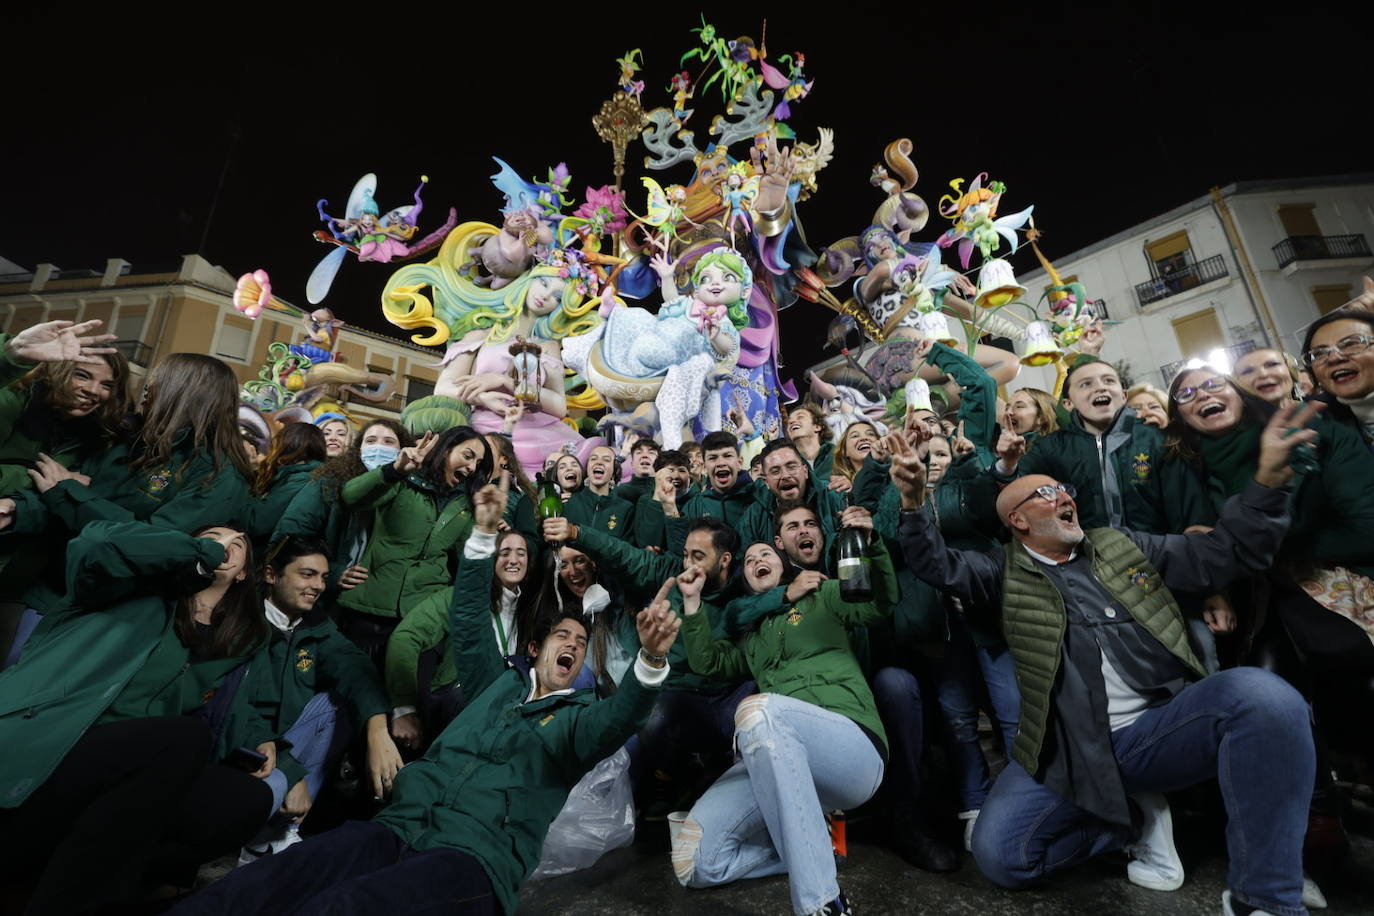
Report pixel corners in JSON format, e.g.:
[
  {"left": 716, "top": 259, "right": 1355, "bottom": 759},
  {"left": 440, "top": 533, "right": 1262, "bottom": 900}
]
[
  {"left": 6, "top": 432, "right": 252, "bottom": 612},
  {"left": 678, "top": 475, "right": 761, "bottom": 529},
  {"left": 615, "top": 474, "right": 655, "bottom": 508},
  {"left": 247, "top": 461, "right": 322, "bottom": 551},
  {"left": 0, "top": 342, "right": 111, "bottom": 596},
  {"left": 563, "top": 487, "right": 636, "bottom": 542},
  {"left": 571, "top": 526, "right": 740, "bottom": 693},
  {"left": 683, "top": 539, "right": 898, "bottom": 753},
  {"left": 808, "top": 439, "right": 836, "bottom": 482},
  {"left": 373, "top": 553, "right": 661, "bottom": 916},
  {"left": 221, "top": 605, "right": 390, "bottom": 787},
  {"left": 992, "top": 406, "right": 1202, "bottom": 534},
  {"left": 0, "top": 522, "right": 262, "bottom": 807},
  {"left": 339, "top": 466, "right": 474, "bottom": 619},
  {"left": 928, "top": 341, "right": 999, "bottom": 465},
  {"left": 271, "top": 474, "right": 355, "bottom": 592}
]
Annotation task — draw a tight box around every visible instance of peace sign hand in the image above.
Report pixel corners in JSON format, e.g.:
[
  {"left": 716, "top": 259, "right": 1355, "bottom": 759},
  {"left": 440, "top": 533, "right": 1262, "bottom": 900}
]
[{"left": 394, "top": 430, "right": 438, "bottom": 474}]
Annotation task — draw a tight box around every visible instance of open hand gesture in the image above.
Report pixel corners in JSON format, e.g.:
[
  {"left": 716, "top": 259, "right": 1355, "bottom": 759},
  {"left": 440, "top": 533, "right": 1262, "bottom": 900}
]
[
  {"left": 1255, "top": 400, "right": 1322, "bottom": 488},
  {"left": 5, "top": 319, "right": 117, "bottom": 365}
]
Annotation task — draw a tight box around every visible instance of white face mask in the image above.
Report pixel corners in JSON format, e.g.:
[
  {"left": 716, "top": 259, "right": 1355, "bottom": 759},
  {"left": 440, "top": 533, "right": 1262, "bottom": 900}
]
[{"left": 360, "top": 444, "right": 399, "bottom": 471}]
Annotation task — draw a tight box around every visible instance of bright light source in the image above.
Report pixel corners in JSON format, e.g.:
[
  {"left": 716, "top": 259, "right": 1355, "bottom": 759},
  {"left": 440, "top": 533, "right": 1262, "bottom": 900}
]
[{"left": 1207, "top": 348, "right": 1232, "bottom": 374}]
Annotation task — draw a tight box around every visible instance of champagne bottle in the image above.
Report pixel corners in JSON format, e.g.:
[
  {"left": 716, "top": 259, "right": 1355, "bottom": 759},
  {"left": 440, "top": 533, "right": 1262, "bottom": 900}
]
[
  {"left": 836, "top": 516, "right": 872, "bottom": 602},
  {"left": 535, "top": 473, "right": 562, "bottom": 521}
]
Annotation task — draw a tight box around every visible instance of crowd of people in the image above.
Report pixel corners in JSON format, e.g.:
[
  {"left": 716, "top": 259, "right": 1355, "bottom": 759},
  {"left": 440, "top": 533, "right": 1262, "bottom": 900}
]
[{"left": 0, "top": 304, "right": 1372, "bottom": 916}]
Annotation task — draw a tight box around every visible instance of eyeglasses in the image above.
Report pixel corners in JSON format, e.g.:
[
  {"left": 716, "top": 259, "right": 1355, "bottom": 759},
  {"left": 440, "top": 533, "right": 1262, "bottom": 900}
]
[
  {"left": 1011, "top": 483, "right": 1076, "bottom": 512},
  {"left": 765, "top": 461, "right": 804, "bottom": 478},
  {"left": 1303, "top": 333, "right": 1374, "bottom": 367},
  {"left": 1174, "top": 376, "right": 1230, "bottom": 404}
]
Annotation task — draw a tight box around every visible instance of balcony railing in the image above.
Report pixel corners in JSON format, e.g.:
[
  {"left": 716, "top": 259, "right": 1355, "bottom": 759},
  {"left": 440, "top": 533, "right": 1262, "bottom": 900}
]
[
  {"left": 1272, "top": 234, "right": 1371, "bottom": 269},
  {"left": 1134, "top": 254, "right": 1230, "bottom": 307},
  {"left": 112, "top": 339, "right": 154, "bottom": 367}
]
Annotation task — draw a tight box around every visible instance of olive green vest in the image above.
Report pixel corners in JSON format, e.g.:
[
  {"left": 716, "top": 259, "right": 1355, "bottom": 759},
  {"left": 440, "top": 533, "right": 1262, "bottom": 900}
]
[{"left": 1000, "top": 528, "right": 1205, "bottom": 775}]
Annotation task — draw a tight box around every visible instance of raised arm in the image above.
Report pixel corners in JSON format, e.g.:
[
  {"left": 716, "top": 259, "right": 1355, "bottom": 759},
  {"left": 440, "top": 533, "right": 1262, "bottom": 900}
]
[
  {"left": 64, "top": 520, "right": 227, "bottom": 608},
  {"left": 677, "top": 564, "right": 750, "bottom": 681},
  {"left": 888, "top": 432, "right": 1005, "bottom": 608},
  {"left": 448, "top": 477, "right": 511, "bottom": 700}
]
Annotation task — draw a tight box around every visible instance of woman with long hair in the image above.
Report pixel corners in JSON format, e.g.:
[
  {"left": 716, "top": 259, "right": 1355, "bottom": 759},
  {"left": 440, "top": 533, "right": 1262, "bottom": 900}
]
[
  {"left": 0, "top": 521, "right": 273, "bottom": 913},
  {"left": 831, "top": 419, "right": 882, "bottom": 489},
  {"left": 247, "top": 423, "right": 328, "bottom": 550},
  {"left": 272, "top": 418, "right": 414, "bottom": 598},
  {"left": 337, "top": 426, "right": 492, "bottom": 663},
  {"left": 0, "top": 352, "right": 254, "bottom": 621},
  {"left": 1126, "top": 383, "right": 1170, "bottom": 429},
  {"left": 1003, "top": 387, "right": 1060, "bottom": 443},
  {"left": 0, "top": 319, "right": 131, "bottom": 655}
]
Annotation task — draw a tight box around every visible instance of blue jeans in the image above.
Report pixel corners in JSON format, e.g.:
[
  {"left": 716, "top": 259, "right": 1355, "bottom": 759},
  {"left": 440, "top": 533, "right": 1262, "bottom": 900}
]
[
  {"left": 628, "top": 680, "right": 755, "bottom": 788},
  {"left": 674, "top": 693, "right": 885, "bottom": 916},
  {"left": 871, "top": 667, "right": 924, "bottom": 815},
  {"left": 934, "top": 617, "right": 1021, "bottom": 811},
  {"left": 971, "top": 668, "right": 1314, "bottom": 916},
  {"left": 168, "top": 820, "right": 498, "bottom": 915},
  {"left": 262, "top": 692, "right": 352, "bottom": 815}
]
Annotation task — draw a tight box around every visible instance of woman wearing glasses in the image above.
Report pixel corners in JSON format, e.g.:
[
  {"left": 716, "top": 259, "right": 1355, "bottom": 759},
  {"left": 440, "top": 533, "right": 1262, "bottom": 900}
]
[
  {"left": 1302, "top": 310, "right": 1374, "bottom": 447},
  {"left": 1163, "top": 364, "right": 1374, "bottom": 891}
]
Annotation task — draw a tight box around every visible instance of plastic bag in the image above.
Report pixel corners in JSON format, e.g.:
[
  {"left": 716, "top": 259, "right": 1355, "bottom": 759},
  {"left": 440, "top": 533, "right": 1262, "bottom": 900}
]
[{"left": 530, "top": 747, "right": 635, "bottom": 879}]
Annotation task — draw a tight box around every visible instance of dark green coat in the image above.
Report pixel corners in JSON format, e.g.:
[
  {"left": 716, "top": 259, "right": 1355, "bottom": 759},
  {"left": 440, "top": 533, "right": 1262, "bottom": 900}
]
[
  {"left": 630, "top": 485, "right": 696, "bottom": 549},
  {"left": 372, "top": 554, "right": 661, "bottom": 916},
  {"left": 6, "top": 431, "right": 252, "bottom": 612},
  {"left": 563, "top": 487, "right": 636, "bottom": 542},
  {"left": 271, "top": 474, "right": 355, "bottom": 593},
  {"left": 678, "top": 475, "right": 761, "bottom": 529},
  {"left": 928, "top": 341, "right": 999, "bottom": 465},
  {"left": 684, "top": 539, "right": 899, "bottom": 753},
  {"left": 247, "top": 460, "right": 322, "bottom": 551},
  {"left": 0, "top": 522, "right": 263, "bottom": 807},
  {"left": 0, "top": 342, "right": 110, "bottom": 596},
  {"left": 385, "top": 586, "right": 459, "bottom": 711},
  {"left": 338, "top": 466, "right": 474, "bottom": 619},
  {"left": 221, "top": 606, "right": 390, "bottom": 786}
]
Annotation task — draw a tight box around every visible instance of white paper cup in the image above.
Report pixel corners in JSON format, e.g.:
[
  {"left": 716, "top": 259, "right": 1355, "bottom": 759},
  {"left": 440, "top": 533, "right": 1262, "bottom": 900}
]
[{"left": 668, "top": 810, "right": 690, "bottom": 844}]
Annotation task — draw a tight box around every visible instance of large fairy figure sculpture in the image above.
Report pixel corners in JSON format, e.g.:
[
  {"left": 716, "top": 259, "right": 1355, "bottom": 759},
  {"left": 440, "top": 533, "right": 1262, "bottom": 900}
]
[
  {"left": 578, "top": 248, "right": 750, "bottom": 448},
  {"left": 381, "top": 215, "right": 611, "bottom": 476}
]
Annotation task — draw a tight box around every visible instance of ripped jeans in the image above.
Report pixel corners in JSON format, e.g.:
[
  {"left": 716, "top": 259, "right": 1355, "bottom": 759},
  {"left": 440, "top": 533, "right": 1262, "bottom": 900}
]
[{"left": 672, "top": 693, "right": 885, "bottom": 916}]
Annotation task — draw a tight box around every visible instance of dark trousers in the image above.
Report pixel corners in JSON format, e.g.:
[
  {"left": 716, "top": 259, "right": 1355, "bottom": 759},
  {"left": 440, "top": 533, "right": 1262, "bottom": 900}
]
[
  {"left": 170, "top": 820, "right": 499, "bottom": 916},
  {"left": 629, "top": 680, "right": 757, "bottom": 788},
  {"left": 0, "top": 716, "right": 270, "bottom": 915}
]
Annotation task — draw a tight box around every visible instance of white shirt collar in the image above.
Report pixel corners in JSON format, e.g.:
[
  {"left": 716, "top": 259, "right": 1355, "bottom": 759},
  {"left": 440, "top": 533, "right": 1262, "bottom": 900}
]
[
  {"left": 264, "top": 599, "right": 302, "bottom": 633},
  {"left": 524, "top": 666, "right": 575, "bottom": 704},
  {"left": 1022, "top": 543, "right": 1078, "bottom": 566}
]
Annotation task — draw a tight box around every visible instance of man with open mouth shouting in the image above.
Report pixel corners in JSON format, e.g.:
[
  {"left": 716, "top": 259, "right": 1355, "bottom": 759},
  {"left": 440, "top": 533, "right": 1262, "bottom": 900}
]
[
  {"left": 890, "top": 405, "right": 1321, "bottom": 916},
  {"left": 176, "top": 474, "right": 681, "bottom": 916},
  {"left": 737, "top": 438, "right": 847, "bottom": 549}
]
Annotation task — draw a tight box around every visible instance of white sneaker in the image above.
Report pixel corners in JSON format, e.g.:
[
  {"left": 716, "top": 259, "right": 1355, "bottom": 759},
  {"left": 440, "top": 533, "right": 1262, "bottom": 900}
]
[
  {"left": 235, "top": 823, "right": 301, "bottom": 867},
  {"left": 957, "top": 809, "right": 979, "bottom": 853},
  {"left": 1302, "top": 874, "right": 1328, "bottom": 909},
  {"left": 1125, "top": 792, "right": 1184, "bottom": 891},
  {"left": 1221, "top": 889, "right": 1277, "bottom": 915}
]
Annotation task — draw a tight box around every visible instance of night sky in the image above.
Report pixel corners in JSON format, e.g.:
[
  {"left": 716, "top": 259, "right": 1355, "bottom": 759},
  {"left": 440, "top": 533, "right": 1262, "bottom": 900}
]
[{"left": 7, "top": 5, "right": 1367, "bottom": 381}]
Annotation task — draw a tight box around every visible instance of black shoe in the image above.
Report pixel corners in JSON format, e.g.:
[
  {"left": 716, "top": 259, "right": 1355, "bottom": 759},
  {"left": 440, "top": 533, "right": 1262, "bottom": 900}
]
[{"left": 891, "top": 823, "right": 959, "bottom": 873}]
